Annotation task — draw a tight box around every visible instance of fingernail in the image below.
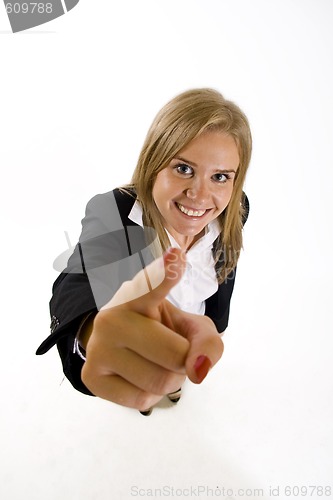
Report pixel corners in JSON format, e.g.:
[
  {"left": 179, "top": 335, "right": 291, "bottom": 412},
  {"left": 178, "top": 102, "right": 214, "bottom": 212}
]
[
  {"left": 194, "top": 355, "right": 212, "bottom": 383},
  {"left": 163, "top": 247, "right": 173, "bottom": 263}
]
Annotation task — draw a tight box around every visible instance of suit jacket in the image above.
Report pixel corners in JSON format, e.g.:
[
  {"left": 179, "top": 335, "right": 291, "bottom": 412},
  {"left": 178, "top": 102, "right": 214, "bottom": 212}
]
[{"left": 36, "top": 188, "right": 249, "bottom": 396}]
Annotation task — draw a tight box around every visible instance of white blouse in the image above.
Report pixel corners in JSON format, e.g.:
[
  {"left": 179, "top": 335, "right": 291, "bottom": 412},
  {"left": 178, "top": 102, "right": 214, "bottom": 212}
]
[{"left": 128, "top": 201, "right": 220, "bottom": 315}]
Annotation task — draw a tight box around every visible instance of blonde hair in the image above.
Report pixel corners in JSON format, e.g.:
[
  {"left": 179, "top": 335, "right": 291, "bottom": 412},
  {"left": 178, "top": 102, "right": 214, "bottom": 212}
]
[{"left": 123, "top": 88, "right": 252, "bottom": 283}]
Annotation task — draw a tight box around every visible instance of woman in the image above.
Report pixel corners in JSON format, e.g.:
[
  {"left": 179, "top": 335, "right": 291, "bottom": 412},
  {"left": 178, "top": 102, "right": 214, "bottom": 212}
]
[{"left": 36, "top": 88, "right": 252, "bottom": 415}]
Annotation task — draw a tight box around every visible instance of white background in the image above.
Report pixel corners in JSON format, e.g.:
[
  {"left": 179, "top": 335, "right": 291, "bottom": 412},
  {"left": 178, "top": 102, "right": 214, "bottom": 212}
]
[{"left": 1, "top": 1, "right": 333, "bottom": 499}]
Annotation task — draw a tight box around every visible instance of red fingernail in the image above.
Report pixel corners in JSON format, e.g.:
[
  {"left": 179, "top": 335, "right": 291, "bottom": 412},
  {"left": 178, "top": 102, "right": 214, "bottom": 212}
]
[
  {"left": 194, "top": 355, "right": 212, "bottom": 383},
  {"left": 163, "top": 247, "right": 174, "bottom": 263}
]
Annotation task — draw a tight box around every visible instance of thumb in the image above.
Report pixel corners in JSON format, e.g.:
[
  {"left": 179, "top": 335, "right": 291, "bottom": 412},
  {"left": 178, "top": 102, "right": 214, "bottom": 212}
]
[
  {"left": 102, "top": 247, "right": 186, "bottom": 310},
  {"left": 143, "top": 247, "right": 186, "bottom": 305}
]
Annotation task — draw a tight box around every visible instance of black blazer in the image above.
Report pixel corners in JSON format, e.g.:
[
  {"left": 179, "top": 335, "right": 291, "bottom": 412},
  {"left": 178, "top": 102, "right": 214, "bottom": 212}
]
[{"left": 36, "top": 188, "right": 249, "bottom": 395}]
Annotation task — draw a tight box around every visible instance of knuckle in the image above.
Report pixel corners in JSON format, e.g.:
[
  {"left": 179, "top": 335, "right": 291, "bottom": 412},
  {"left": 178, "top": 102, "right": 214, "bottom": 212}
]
[
  {"left": 81, "top": 361, "right": 99, "bottom": 392},
  {"left": 151, "top": 371, "right": 185, "bottom": 396},
  {"left": 170, "top": 337, "right": 190, "bottom": 366},
  {"left": 134, "top": 391, "right": 156, "bottom": 412},
  {"left": 150, "top": 371, "right": 172, "bottom": 395},
  {"left": 166, "top": 374, "right": 186, "bottom": 394},
  {"left": 93, "top": 309, "right": 112, "bottom": 330},
  {"left": 206, "top": 335, "right": 224, "bottom": 361},
  {"left": 93, "top": 308, "right": 123, "bottom": 339},
  {"left": 203, "top": 315, "right": 217, "bottom": 330},
  {"left": 213, "top": 334, "right": 224, "bottom": 353}
]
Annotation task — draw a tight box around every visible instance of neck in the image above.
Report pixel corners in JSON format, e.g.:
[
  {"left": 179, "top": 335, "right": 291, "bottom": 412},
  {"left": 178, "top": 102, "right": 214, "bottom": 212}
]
[{"left": 173, "top": 229, "right": 205, "bottom": 252}]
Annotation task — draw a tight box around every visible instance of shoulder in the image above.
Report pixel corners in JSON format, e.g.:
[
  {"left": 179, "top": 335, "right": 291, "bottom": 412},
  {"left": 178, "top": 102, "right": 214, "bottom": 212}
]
[
  {"left": 84, "top": 188, "right": 138, "bottom": 226},
  {"left": 113, "top": 188, "right": 138, "bottom": 222}
]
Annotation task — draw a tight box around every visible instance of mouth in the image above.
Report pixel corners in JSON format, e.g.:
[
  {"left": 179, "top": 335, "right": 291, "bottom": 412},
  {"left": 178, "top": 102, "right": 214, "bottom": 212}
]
[{"left": 175, "top": 202, "right": 210, "bottom": 218}]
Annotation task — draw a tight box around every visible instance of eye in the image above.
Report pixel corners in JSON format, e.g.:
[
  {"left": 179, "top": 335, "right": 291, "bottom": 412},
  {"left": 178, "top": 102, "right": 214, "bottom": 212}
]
[
  {"left": 174, "top": 163, "right": 194, "bottom": 175},
  {"left": 212, "top": 173, "right": 232, "bottom": 183}
]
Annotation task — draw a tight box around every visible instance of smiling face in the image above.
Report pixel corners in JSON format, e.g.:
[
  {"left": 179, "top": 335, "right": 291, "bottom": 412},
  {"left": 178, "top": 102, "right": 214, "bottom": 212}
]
[{"left": 152, "top": 131, "right": 240, "bottom": 250}]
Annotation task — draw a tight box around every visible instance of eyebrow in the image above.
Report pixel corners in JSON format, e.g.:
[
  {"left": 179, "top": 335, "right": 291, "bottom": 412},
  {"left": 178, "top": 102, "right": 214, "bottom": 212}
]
[{"left": 174, "top": 156, "right": 237, "bottom": 174}]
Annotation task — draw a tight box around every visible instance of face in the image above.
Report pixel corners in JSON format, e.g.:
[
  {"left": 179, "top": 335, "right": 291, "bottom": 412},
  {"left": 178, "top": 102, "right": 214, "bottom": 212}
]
[{"left": 152, "top": 131, "right": 240, "bottom": 250}]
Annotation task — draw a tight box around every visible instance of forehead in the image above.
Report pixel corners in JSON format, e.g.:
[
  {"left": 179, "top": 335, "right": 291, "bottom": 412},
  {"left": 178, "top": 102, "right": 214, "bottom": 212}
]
[{"left": 176, "top": 131, "right": 240, "bottom": 170}]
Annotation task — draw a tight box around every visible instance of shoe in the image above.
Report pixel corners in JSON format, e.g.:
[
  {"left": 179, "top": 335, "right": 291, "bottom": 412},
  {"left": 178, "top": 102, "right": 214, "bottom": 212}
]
[
  {"left": 167, "top": 387, "right": 182, "bottom": 403},
  {"left": 139, "top": 408, "right": 153, "bottom": 416}
]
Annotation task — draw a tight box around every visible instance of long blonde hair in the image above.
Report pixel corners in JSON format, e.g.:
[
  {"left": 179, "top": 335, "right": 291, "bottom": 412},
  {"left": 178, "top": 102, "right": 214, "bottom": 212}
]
[{"left": 123, "top": 88, "right": 252, "bottom": 283}]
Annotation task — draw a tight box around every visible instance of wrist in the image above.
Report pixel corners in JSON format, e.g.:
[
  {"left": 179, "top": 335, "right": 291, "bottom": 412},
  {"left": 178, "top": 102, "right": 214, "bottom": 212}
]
[{"left": 73, "top": 312, "right": 96, "bottom": 361}]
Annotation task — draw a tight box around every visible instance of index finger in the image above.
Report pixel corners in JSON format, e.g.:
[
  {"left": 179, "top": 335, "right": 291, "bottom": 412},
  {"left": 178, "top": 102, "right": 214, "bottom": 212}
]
[{"left": 162, "top": 300, "right": 224, "bottom": 383}]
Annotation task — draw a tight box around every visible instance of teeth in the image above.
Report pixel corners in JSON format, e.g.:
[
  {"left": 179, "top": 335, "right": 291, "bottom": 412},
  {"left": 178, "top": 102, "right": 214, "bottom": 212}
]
[{"left": 177, "top": 203, "right": 206, "bottom": 217}]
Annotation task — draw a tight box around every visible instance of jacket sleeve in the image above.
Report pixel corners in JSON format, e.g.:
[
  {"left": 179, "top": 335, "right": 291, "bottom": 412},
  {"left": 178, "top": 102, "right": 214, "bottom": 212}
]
[
  {"left": 37, "top": 271, "right": 97, "bottom": 395},
  {"left": 36, "top": 191, "right": 138, "bottom": 395}
]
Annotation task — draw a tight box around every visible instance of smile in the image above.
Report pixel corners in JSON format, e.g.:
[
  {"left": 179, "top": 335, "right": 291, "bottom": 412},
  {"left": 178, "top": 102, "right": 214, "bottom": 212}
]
[{"left": 176, "top": 202, "right": 207, "bottom": 217}]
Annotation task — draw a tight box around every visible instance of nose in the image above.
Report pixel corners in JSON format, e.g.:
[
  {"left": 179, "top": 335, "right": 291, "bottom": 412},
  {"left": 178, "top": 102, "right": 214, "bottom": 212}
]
[{"left": 185, "top": 177, "right": 211, "bottom": 206}]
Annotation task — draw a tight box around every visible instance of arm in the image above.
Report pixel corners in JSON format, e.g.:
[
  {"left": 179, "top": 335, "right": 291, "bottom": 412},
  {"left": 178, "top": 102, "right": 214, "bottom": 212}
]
[
  {"left": 80, "top": 248, "right": 223, "bottom": 410},
  {"left": 36, "top": 190, "right": 139, "bottom": 393}
]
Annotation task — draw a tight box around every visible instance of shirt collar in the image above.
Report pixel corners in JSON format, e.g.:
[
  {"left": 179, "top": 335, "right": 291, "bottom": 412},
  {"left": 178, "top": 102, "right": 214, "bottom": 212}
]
[{"left": 128, "top": 199, "right": 144, "bottom": 227}]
